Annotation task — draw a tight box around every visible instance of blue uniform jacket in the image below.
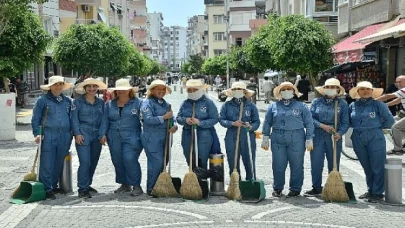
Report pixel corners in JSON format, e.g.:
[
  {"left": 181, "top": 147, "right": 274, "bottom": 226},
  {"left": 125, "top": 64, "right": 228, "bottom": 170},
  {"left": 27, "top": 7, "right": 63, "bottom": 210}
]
[
  {"left": 310, "top": 97, "right": 350, "bottom": 135},
  {"left": 262, "top": 99, "right": 314, "bottom": 139},
  {"left": 219, "top": 97, "right": 260, "bottom": 132},
  {"left": 176, "top": 95, "right": 218, "bottom": 129},
  {"left": 349, "top": 98, "right": 394, "bottom": 130},
  {"left": 32, "top": 91, "right": 72, "bottom": 136},
  {"left": 140, "top": 96, "right": 175, "bottom": 132}
]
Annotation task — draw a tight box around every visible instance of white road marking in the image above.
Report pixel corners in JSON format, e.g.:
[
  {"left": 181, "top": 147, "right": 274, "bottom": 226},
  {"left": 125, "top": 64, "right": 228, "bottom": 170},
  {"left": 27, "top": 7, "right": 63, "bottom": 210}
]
[
  {"left": 251, "top": 206, "right": 294, "bottom": 219},
  {"left": 0, "top": 167, "right": 17, "bottom": 172},
  {"left": 244, "top": 220, "right": 356, "bottom": 228},
  {"left": 0, "top": 204, "right": 38, "bottom": 228},
  {"left": 0, "top": 156, "right": 29, "bottom": 161},
  {"left": 52, "top": 205, "right": 207, "bottom": 219},
  {"left": 225, "top": 220, "right": 233, "bottom": 223},
  {"left": 129, "top": 220, "right": 214, "bottom": 228}
]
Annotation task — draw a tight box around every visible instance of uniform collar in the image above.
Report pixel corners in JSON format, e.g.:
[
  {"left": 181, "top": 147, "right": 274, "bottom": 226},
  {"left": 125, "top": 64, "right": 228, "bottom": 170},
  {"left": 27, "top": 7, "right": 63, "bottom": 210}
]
[
  {"left": 231, "top": 97, "right": 247, "bottom": 105},
  {"left": 79, "top": 95, "right": 101, "bottom": 105},
  {"left": 280, "top": 98, "right": 294, "bottom": 106},
  {"left": 46, "top": 91, "right": 65, "bottom": 103},
  {"left": 322, "top": 96, "right": 337, "bottom": 104},
  {"left": 359, "top": 97, "right": 373, "bottom": 104},
  {"left": 151, "top": 96, "right": 166, "bottom": 106}
]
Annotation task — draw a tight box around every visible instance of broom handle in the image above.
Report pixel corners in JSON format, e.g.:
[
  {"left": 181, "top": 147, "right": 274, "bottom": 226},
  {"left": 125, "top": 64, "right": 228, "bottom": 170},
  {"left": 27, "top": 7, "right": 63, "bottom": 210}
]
[
  {"left": 163, "top": 105, "right": 172, "bottom": 171},
  {"left": 168, "top": 130, "right": 173, "bottom": 174},
  {"left": 188, "top": 103, "right": 196, "bottom": 172},
  {"left": 233, "top": 101, "right": 244, "bottom": 170},
  {"left": 36, "top": 107, "right": 49, "bottom": 180},
  {"left": 333, "top": 100, "right": 338, "bottom": 170}
]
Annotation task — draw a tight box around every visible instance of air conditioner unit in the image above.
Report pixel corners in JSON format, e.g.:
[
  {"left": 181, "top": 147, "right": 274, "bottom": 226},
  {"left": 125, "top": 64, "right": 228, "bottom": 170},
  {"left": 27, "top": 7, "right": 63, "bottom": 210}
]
[
  {"left": 118, "top": 14, "right": 123, "bottom": 19},
  {"left": 82, "top": 5, "right": 90, "bottom": 13}
]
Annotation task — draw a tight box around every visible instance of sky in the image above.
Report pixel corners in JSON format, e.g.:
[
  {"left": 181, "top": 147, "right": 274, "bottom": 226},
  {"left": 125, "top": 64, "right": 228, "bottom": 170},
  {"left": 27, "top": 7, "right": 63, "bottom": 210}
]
[{"left": 147, "top": 0, "right": 206, "bottom": 27}]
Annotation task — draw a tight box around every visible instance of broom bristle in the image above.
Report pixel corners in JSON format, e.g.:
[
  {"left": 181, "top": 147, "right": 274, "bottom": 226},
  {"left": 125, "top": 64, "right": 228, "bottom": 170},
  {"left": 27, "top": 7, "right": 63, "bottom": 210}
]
[
  {"left": 322, "top": 170, "right": 349, "bottom": 203},
  {"left": 180, "top": 172, "right": 202, "bottom": 200},
  {"left": 152, "top": 172, "right": 179, "bottom": 198},
  {"left": 225, "top": 170, "right": 241, "bottom": 201},
  {"left": 23, "top": 171, "right": 37, "bottom": 181}
]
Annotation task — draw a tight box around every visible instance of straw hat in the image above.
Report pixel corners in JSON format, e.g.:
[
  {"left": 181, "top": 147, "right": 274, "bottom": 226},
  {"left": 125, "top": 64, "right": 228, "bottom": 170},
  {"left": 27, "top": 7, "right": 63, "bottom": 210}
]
[
  {"left": 223, "top": 81, "right": 255, "bottom": 97},
  {"left": 273, "top": 82, "right": 302, "bottom": 99},
  {"left": 74, "top": 78, "right": 107, "bottom": 94},
  {"left": 40, "top": 75, "right": 72, "bottom": 91},
  {"left": 315, "top": 78, "right": 345, "bottom": 96},
  {"left": 108, "top": 78, "right": 137, "bottom": 92},
  {"left": 185, "top": 79, "right": 209, "bottom": 89},
  {"left": 349, "top": 81, "right": 383, "bottom": 99},
  {"left": 147, "top": 79, "right": 172, "bottom": 96}
]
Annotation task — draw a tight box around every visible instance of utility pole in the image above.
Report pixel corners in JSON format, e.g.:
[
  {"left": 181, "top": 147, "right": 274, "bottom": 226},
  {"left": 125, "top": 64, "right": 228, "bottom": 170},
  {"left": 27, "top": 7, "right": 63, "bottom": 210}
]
[{"left": 225, "top": 0, "right": 230, "bottom": 89}]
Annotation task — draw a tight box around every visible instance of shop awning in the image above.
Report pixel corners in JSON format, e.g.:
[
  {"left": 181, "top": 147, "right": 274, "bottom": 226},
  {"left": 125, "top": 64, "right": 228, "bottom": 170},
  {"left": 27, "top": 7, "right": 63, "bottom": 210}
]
[{"left": 355, "top": 22, "right": 405, "bottom": 44}]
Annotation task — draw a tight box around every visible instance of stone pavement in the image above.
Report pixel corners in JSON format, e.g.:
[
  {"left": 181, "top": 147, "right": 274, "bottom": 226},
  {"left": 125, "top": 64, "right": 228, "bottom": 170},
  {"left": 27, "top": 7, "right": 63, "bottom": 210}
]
[{"left": 0, "top": 84, "right": 404, "bottom": 228}]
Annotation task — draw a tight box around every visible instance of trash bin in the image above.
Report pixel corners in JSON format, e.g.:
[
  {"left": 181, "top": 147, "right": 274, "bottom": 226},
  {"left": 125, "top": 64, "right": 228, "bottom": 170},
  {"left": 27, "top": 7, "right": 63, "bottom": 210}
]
[
  {"left": 385, "top": 158, "right": 403, "bottom": 205},
  {"left": 59, "top": 152, "right": 73, "bottom": 193},
  {"left": 209, "top": 154, "right": 225, "bottom": 196}
]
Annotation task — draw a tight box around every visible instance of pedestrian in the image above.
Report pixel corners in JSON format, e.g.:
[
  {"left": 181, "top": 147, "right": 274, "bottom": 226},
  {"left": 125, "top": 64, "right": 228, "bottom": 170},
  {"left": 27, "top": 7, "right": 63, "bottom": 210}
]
[
  {"left": 71, "top": 78, "right": 107, "bottom": 198},
  {"left": 246, "top": 77, "right": 258, "bottom": 104},
  {"left": 262, "top": 76, "right": 274, "bottom": 104},
  {"left": 305, "top": 78, "right": 349, "bottom": 196},
  {"left": 16, "top": 78, "right": 30, "bottom": 108},
  {"left": 176, "top": 79, "right": 218, "bottom": 169},
  {"left": 219, "top": 82, "right": 260, "bottom": 180},
  {"left": 297, "top": 75, "right": 311, "bottom": 102},
  {"left": 349, "top": 81, "right": 395, "bottom": 203},
  {"left": 215, "top": 75, "right": 221, "bottom": 89},
  {"left": 140, "top": 79, "right": 178, "bottom": 196},
  {"left": 31, "top": 76, "right": 73, "bottom": 200},
  {"left": 99, "top": 79, "right": 144, "bottom": 197},
  {"left": 261, "top": 81, "right": 314, "bottom": 198}
]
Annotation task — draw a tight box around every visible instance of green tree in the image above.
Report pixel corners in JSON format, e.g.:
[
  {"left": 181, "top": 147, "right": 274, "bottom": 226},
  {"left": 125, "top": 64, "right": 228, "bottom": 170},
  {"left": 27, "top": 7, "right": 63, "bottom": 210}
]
[
  {"left": 54, "top": 23, "right": 132, "bottom": 78},
  {"left": 202, "top": 55, "right": 227, "bottom": 76},
  {"left": 159, "top": 64, "right": 169, "bottom": 73},
  {"left": 135, "top": 54, "right": 152, "bottom": 76},
  {"left": 148, "top": 60, "right": 160, "bottom": 76},
  {"left": 125, "top": 46, "right": 142, "bottom": 76},
  {"left": 230, "top": 45, "right": 264, "bottom": 75},
  {"left": 181, "top": 62, "right": 191, "bottom": 75},
  {"left": 188, "top": 54, "right": 204, "bottom": 74}
]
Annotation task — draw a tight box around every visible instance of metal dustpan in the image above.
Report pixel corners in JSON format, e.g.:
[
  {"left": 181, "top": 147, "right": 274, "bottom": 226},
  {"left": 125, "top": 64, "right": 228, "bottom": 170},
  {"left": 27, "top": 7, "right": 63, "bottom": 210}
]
[
  {"left": 344, "top": 181, "right": 357, "bottom": 203},
  {"left": 240, "top": 127, "right": 266, "bottom": 203},
  {"left": 10, "top": 181, "right": 46, "bottom": 204}
]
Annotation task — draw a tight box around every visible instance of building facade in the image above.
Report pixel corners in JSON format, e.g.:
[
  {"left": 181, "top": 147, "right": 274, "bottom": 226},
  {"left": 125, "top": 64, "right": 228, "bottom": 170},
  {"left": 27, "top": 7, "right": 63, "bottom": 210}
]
[
  {"left": 162, "top": 26, "right": 187, "bottom": 72},
  {"left": 227, "top": 0, "right": 256, "bottom": 47},
  {"left": 186, "top": 15, "right": 207, "bottom": 58},
  {"left": 128, "top": 0, "right": 150, "bottom": 55},
  {"left": 148, "top": 12, "right": 164, "bottom": 63},
  {"left": 204, "top": 0, "right": 227, "bottom": 57}
]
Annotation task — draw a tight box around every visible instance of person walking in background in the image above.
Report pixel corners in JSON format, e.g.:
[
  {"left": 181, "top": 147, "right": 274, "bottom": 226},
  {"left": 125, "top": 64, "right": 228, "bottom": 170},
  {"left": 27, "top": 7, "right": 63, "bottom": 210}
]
[
  {"left": 246, "top": 77, "right": 258, "bottom": 104},
  {"left": 349, "top": 81, "right": 395, "bottom": 203},
  {"left": 16, "top": 78, "right": 30, "bottom": 108},
  {"left": 297, "top": 75, "right": 311, "bottom": 102},
  {"left": 384, "top": 82, "right": 400, "bottom": 116},
  {"left": 262, "top": 76, "right": 274, "bottom": 104},
  {"left": 71, "top": 78, "right": 107, "bottom": 198}
]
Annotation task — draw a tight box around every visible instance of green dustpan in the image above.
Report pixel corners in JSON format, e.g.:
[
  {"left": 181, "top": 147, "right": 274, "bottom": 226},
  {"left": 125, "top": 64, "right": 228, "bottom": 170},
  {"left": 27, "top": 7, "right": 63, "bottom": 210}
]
[{"left": 10, "top": 181, "right": 46, "bottom": 204}]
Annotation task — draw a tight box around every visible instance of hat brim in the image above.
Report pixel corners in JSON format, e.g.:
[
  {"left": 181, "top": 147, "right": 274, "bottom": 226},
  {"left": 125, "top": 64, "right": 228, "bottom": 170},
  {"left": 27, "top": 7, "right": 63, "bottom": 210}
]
[
  {"left": 147, "top": 84, "right": 172, "bottom": 96},
  {"left": 222, "top": 88, "right": 255, "bottom": 98},
  {"left": 74, "top": 79, "right": 107, "bottom": 94},
  {"left": 185, "top": 84, "right": 210, "bottom": 90},
  {"left": 40, "top": 82, "right": 72, "bottom": 91},
  {"left": 315, "top": 85, "right": 345, "bottom": 97},
  {"left": 273, "top": 84, "right": 302, "bottom": 99},
  {"left": 108, "top": 86, "right": 138, "bottom": 92},
  {"left": 349, "top": 86, "right": 383, "bottom": 99}
]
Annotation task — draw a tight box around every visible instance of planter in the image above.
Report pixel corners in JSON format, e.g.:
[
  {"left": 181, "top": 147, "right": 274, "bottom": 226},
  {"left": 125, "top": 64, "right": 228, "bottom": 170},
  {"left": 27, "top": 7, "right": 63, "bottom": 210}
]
[{"left": 0, "top": 93, "right": 16, "bottom": 140}]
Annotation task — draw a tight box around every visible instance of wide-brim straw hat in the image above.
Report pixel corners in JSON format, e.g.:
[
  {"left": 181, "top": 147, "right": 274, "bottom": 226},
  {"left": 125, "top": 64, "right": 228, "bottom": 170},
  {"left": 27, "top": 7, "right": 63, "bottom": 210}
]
[
  {"left": 222, "top": 81, "right": 255, "bottom": 97},
  {"left": 185, "top": 79, "right": 210, "bottom": 90},
  {"left": 40, "top": 75, "right": 72, "bottom": 91},
  {"left": 147, "top": 79, "right": 172, "bottom": 96},
  {"left": 108, "top": 78, "right": 137, "bottom": 92},
  {"left": 273, "top": 82, "right": 302, "bottom": 99},
  {"left": 315, "top": 78, "right": 345, "bottom": 96},
  {"left": 349, "top": 81, "right": 383, "bottom": 99},
  {"left": 75, "top": 78, "right": 107, "bottom": 94}
]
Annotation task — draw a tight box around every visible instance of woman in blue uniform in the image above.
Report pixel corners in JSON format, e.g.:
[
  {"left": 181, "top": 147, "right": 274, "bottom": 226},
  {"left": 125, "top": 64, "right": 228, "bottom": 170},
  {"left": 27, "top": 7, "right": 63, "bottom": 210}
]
[
  {"left": 141, "top": 79, "right": 178, "bottom": 196},
  {"left": 349, "top": 81, "right": 394, "bottom": 203},
  {"left": 31, "top": 76, "right": 73, "bottom": 200},
  {"left": 176, "top": 79, "right": 218, "bottom": 169},
  {"left": 261, "top": 82, "right": 314, "bottom": 198},
  {"left": 305, "top": 78, "right": 349, "bottom": 196},
  {"left": 219, "top": 82, "right": 260, "bottom": 180},
  {"left": 71, "top": 78, "right": 107, "bottom": 198},
  {"left": 99, "top": 79, "right": 144, "bottom": 197}
]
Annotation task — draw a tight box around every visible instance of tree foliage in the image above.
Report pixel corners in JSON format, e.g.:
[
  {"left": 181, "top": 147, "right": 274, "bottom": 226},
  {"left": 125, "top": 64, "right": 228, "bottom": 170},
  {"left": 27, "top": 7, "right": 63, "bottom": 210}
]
[
  {"left": 125, "top": 46, "right": 142, "bottom": 76},
  {"left": 202, "top": 55, "right": 227, "bottom": 76},
  {"left": 148, "top": 60, "right": 160, "bottom": 76},
  {"left": 230, "top": 45, "right": 263, "bottom": 75},
  {"left": 134, "top": 54, "right": 152, "bottom": 76},
  {"left": 159, "top": 64, "right": 169, "bottom": 73},
  {"left": 188, "top": 54, "right": 204, "bottom": 74},
  {"left": 181, "top": 62, "right": 191, "bottom": 75},
  {"left": 54, "top": 23, "right": 132, "bottom": 77}
]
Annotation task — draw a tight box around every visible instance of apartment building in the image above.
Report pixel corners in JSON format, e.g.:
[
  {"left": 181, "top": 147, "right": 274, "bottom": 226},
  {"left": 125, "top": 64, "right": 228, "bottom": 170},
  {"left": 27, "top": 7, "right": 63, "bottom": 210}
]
[
  {"left": 204, "top": 0, "right": 227, "bottom": 57},
  {"left": 162, "top": 26, "right": 187, "bottom": 72},
  {"left": 186, "top": 15, "right": 208, "bottom": 58},
  {"left": 75, "top": 0, "right": 109, "bottom": 25},
  {"left": 148, "top": 12, "right": 164, "bottom": 63},
  {"left": 227, "top": 0, "right": 256, "bottom": 47},
  {"left": 129, "top": 0, "right": 150, "bottom": 55}
]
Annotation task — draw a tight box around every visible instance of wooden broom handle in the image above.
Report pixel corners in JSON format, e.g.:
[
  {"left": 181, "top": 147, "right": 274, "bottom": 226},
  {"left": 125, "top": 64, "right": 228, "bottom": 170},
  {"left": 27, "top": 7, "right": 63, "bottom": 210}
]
[
  {"left": 333, "top": 100, "right": 338, "bottom": 170},
  {"left": 162, "top": 105, "right": 172, "bottom": 171},
  {"left": 188, "top": 103, "right": 196, "bottom": 172},
  {"left": 32, "top": 107, "right": 49, "bottom": 171},
  {"left": 233, "top": 101, "right": 244, "bottom": 170}
]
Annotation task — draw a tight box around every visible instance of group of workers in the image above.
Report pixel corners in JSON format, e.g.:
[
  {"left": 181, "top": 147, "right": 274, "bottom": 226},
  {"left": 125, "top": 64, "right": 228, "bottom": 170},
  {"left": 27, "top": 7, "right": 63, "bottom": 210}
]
[{"left": 31, "top": 75, "right": 395, "bottom": 203}]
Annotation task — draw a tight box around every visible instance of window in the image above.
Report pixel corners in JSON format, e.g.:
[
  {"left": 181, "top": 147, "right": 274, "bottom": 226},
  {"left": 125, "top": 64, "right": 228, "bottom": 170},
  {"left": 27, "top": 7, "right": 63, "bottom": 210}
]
[
  {"left": 213, "top": 15, "right": 224, "bottom": 24},
  {"left": 213, "top": 32, "right": 225, "bottom": 41},
  {"left": 235, "top": 38, "right": 242, "bottom": 47},
  {"left": 315, "top": 0, "right": 334, "bottom": 12},
  {"left": 214, "top": 49, "right": 226, "bottom": 56}
]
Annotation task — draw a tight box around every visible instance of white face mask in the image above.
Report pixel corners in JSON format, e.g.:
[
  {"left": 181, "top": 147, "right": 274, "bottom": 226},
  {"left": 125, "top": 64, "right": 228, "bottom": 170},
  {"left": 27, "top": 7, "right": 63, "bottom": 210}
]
[
  {"left": 187, "top": 89, "right": 204, "bottom": 100},
  {"left": 324, "top": 89, "right": 337, "bottom": 97},
  {"left": 232, "top": 90, "right": 245, "bottom": 99},
  {"left": 280, "top": 90, "right": 294, "bottom": 100}
]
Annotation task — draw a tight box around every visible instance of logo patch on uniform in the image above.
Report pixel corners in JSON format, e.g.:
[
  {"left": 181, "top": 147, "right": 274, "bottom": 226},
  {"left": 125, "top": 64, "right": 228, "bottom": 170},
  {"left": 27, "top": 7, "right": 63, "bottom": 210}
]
[
  {"left": 200, "top": 105, "right": 207, "bottom": 112},
  {"left": 292, "top": 109, "right": 300, "bottom": 116},
  {"left": 245, "top": 110, "right": 251, "bottom": 116},
  {"left": 369, "top": 112, "right": 376, "bottom": 118},
  {"left": 338, "top": 107, "right": 341, "bottom": 113},
  {"left": 71, "top": 104, "right": 76, "bottom": 111},
  {"left": 142, "top": 107, "right": 149, "bottom": 113},
  {"left": 158, "top": 99, "right": 163, "bottom": 104},
  {"left": 131, "top": 108, "right": 138, "bottom": 115}
]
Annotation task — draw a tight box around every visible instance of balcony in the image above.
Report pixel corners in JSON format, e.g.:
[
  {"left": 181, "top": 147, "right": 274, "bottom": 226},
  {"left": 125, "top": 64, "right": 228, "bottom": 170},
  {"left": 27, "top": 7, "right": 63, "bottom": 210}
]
[
  {"left": 75, "top": 19, "right": 101, "bottom": 25},
  {"left": 249, "top": 18, "right": 267, "bottom": 29},
  {"left": 130, "top": 15, "right": 147, "bottom": 24},
  {"left": 75, "top": 0, "right": 101, "bottom": 5},
  {"left": 228, "top": 0, "right": 255, "bottom": 11}
]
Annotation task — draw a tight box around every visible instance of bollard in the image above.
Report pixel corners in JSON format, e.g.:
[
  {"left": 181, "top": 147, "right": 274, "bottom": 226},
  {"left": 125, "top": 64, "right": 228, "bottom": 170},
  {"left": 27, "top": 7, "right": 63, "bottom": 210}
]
[
  {"left": 180, "top": 86, "right": 183, "bottom": 94},
  {"left": 174, "top": 85, "right": 176, "bottom": 91},
  {"left": 209, "top": 154, "right": 225, "bottom": 196},
  {"left": 385, "top": 158, "right": 403, "bottom": 205},
  {"left": 59, "top": 152, "right": 73, "bottom": 193},
  {"left": 211, "top": 86, "right": 213, "bottom": 91}
]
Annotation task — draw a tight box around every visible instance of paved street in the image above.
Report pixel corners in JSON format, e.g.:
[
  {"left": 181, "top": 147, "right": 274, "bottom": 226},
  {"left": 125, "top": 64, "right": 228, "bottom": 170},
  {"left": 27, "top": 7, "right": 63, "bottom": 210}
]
[{"left": 1, "top": 84, "right": 405, "bottom": 228}]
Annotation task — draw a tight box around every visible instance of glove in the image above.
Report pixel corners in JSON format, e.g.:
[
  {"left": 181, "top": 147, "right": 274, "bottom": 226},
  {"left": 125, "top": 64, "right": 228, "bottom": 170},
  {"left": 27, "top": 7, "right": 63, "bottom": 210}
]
[
  {"left": 261, "top": 136, "right": 270, "bottom": 151},
  {"left": 306, "top": 139, "right": 313, "bottom": 151}
]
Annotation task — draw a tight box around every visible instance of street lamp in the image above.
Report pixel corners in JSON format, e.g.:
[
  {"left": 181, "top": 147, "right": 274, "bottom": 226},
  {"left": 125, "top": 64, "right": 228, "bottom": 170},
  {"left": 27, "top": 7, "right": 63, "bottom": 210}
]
[{"left": 225, "top": 0, "right": 230, "bottom": 89}]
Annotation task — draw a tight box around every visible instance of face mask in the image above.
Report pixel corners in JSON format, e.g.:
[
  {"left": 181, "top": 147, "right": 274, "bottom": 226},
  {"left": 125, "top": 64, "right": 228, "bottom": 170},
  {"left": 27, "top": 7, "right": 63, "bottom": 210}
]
[
  {"left": 232, "top": 90, "right": 244, "bottom": 99},
  {"left": 187, "top": 89, "right": 204, "bottom": 100},
  {"left": 324, "top": 89, "right": 337, "bottom": 97},
  {"left": 280, "top": 90, "right": 294, "bottom": 100}
]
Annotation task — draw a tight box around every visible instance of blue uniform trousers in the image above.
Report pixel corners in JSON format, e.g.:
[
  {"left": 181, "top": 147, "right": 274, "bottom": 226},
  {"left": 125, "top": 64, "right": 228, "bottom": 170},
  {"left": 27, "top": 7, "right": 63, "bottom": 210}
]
[
  {"left": 76, "top": 135, "right": 102, "bottom": 192},
  {"left": 142, "top": 130, "right": 166, "bottom": 192},
  {"left": 181, "top": 128, "right": 213, "bottom": 170}
]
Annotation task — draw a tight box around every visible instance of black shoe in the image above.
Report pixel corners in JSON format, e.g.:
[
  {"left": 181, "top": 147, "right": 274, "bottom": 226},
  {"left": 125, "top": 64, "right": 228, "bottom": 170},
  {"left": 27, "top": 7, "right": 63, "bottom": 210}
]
[
  {"left": 304, "top": 188, "right": 322, "bottom": 197},
  {"left": 52, "top": 188, "right": 66, "bottom": 194},
  {"left": 272, "top": 190, "right": 283, "bottom": 197},
  {"left": 114, "top": 184, "right": 131, "bottom": 193},
  {"left": 146, "top": 190, "right": 157, "bottom": 198},
  {"left": 368, "top": 195, "right": 383, "bottom": 203},
  {"left": 46, "top": 191, "right": 56, "bottom": 200},
  {"left": 286, "top": 191, "right": 300, "bottom": 198},
  {"left": 88, "top": 186, "right": 98, "bottom": 193},
  {"left": 78, "top": 190, "right": 92, "bottom": 199},
  {"left": 359, "top": 192, "right": 371, "bottom": 199},
  {"left": 387, "top": 149, "right": 403, "bottom": 155}
]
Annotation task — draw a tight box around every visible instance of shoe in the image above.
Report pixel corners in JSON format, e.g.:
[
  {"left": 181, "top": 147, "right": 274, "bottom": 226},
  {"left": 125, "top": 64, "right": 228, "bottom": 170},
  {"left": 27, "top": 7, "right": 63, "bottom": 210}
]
[
  {"left": 286, "top": 191, "right": 300, "bottom": 198},
  {"left": 368, "top": 195, "right": 384, "bottom": 203},
  {"left": 272, "top": 190, "right": 283, "bottom": 197},
  {"left": 52, "top": 188, "right": 66, "bottom": 194},
  {"left": 387, "top": 149, "right": 403, "bottom": 155},
  {"left": 46, "top": 191, "right": 56, "bottom": 200},
  {"left": 359, "top": 192, "right": 371, "bottom": 199},
  {"left": 114, "top": 184, "right": 131, "bottom": 193},
  {"left": 147, "top": 190, "right": 157, "bottom": 198},
  {"left": 78, "top": 190, "right": 92, "bottom": 199},
  {"left": 130, "top": 186, "right": 144, "bottom": 197},
  {"left": 304, "top": 188, "right": 322, "bottom": 197},
  {"left": 88, "top": 186, "right": 98, "bottom": 193}
]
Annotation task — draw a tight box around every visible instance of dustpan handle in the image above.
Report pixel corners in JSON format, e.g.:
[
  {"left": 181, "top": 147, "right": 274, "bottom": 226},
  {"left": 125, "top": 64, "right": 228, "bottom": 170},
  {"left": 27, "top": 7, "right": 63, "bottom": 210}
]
[
  {"left": 36, "top": 126, "right": 42, "bottom": 182},
  {"left": 168, "top": 121, "right": 173, "bottom": 174},
  {"left": 333, "top": 100, "right": 338, "bottom": 170},
  {"left": 194, "top": 124, "right": 198, "bottom": 167},
  {"left": 245, "top": 127, "right": 255, "bottom": 180}
]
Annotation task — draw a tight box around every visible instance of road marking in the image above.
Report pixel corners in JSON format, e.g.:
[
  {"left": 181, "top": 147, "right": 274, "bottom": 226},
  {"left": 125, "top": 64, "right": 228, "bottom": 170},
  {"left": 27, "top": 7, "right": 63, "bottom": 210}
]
[
  {"left": 0, "top": 156, "right": 29, "bottom": 161},
  {"left": 244, "top": 220, "right": 356, "bottom": 228},
  {"left": 16, "top": 110, "right": 33, "bottom": 118},
  {"left": 251, "top": 206, "right": 294, "bottom": 219},
  {"left": 0, "top": 204, "right": 38, "bottom": 228},
  {"left": 129, "top": 220, "right": 215, "bottom": 228},
  {"left": 52, "top": 205, "right": 207, "bottom": 219},
  {"left": 225, "top": 220, "right": 233, "bottom": 223},
  {"left": 0, "top": 167, "right": 17, "bottom": 172}
]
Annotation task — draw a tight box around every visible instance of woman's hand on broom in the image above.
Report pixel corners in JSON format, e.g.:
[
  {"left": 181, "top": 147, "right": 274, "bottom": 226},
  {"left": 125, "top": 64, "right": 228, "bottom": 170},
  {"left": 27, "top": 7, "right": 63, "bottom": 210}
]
[
  {"left": 34, "top": 135, "right": 43, "bottom": 144},
  {"left": 232, "top": 120, "right": 244, "bottom": 127},
  {"left": 100, "top": 135, "right": 107, "bottom": 145},
  {"left": 75, "top": 135, "right": 84, "bottom": 145},
  {"left": 306, "top": 139, "right": 313, "bottom": 151},
  {"left": 261, "top": 136, "right": 270, "bottom": 151},
  {"left": 169, "top": 125, "right": 178, "bottom": 133},
  {"left": 333, "top": 133, "right": 341, "bottom": 141}
]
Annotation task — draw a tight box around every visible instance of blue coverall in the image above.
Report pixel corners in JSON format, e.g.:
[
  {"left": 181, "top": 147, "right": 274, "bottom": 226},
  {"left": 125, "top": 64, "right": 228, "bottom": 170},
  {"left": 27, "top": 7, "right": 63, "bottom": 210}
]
[
  {"left": 262, "top": 99, "right": 314, "bottom": 192},
  {"left": 31, "top": 91, "right": 73, "bottom": 193},
  {"left": 71, "top": 95, "right": 104, "bottom": 192},
  {"left": 176, "top": 95, "right": 219, "bottom": 169},
  {"left": 349, "top": 98, "right": 394, "bottom": 197},
  {"left": 99, "top": 97, "right": 143, "bottom": 188},
  {"left": 310, "top": 97, "right": 349, "bottom": 191},
  {"left": 219, "top": 97, "right": 260, "bottom": 180},
  {"left": 140, "top": 96, "right": 175, "bottom": 193}
]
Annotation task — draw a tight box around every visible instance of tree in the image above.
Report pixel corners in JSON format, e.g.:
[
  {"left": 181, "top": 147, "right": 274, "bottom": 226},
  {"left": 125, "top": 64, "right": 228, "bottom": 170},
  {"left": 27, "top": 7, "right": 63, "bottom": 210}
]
[
  {"left": 134, "top": 54, "right": 152, "bottom": 76},
  {"left": 181, "top": 62, "right": 191, "bottom": 75},
  {"left": 230, "top": 45, "right": 264, "bottom": 75},
  {"left": 202, "top": 55, "right": 227, "bottom": 76},
  {"left": 125, "top": 46, "right": 142, "bottom": 76},
  {"left": 188, "top": 54, "right": 204, "bottom": 74},
  {"left": 148, "top": 60, "right": 160, "bottom": 76},
  {"left": 159, "top": 64, "right": 169, "bottom": 73},
  {"left": 54, "top": 23, "right": 132, "bottom": 78}
]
